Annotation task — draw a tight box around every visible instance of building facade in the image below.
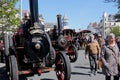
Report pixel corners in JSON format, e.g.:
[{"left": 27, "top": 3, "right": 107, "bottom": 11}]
[
  {"left": 87, "top": 12, "right": 120, "bottom": 38},
  {"left": 62, "top": 15, "right": 69, "bottom": 29},
  {"left": 22, "top": 10, "right": 70, "bottom": 32}
]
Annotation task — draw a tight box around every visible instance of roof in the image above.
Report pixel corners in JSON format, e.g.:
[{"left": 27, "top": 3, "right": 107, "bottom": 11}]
[
  {"left": 79, "top": 30, "right": 91, "bottom": 33},
  {"left": 62, "top": 29, "right": 76, "bottom": 34}
]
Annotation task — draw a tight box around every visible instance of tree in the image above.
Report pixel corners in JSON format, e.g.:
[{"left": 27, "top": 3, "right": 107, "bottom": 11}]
[
  {"left": 114, "top": 14, "right": 120, "bottom": 21},
  {"left": 104, "top": 0, "right": 120, "bottom": 8},
  {"left": 105, "top": 0, "right": 117, "bottom": 2},
  {"left": 0, "top": 0, "right": 20, "bottom": 39},
  {"left": 110, "top": 26, "right": 120, "bottom": 36},
  {"left": 104, "top": 0, "right": 120, "bottom": 22}
]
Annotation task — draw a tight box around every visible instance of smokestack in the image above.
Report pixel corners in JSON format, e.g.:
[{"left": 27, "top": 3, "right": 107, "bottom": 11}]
[
  {"left": 57, "top": 14, "right": 63, "bottom": 35},
  {"left": 29, "top": 0, "right": 39, "bottom": 26}
]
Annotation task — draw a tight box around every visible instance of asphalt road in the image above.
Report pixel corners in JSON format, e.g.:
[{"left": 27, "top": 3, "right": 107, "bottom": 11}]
[{"left": 0, "top": 50, "right": 105, "bottom": 80}]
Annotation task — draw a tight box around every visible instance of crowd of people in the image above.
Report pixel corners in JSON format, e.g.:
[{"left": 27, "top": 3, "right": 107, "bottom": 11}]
[{"left": 83, "top": 33, "right": 120, "bottom": 80}]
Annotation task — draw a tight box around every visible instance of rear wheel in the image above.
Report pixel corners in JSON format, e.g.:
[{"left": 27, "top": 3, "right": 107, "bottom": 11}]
[
  {"left": 45, "top": 47, "right": 56, "bottom": 67},
  {"left": 8, "top": 55, "right": 18, "bottom": 80},
  {"left": 55, "top": 51, "right": 71, "bottom": 80},
  {"left": 68, "top": 45, "right": 78, "bottom": 63}
]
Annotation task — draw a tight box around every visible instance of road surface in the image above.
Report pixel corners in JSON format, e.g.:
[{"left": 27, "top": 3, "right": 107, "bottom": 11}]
[{"left": 0, "top": 50, "right": 105, "bottom": 80}]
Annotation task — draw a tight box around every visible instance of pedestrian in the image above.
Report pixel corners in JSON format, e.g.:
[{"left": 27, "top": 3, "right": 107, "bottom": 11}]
[
  {"left": 101, "top": 33, "right": 119, "bottom": 80},
  {"left": 97, "top": 34, "right": 104, "bottom": 70},
  {"left": 81, "top": 33, "right": 87, "bottom": 49},
  {"left": 0, "top": 40, "right": 4, "bottom": 63},
  {"left": 116, "top": 36, "right": 120, "bottom": 50},
  {"left": 118, "top": 41, "right": 120, "bottom": 76},
  {"left": 97, "top": 34, "right": 103, "bottom": 48},
  {"left": 85, "top": 34, "right": 100, "bottom": 76}
]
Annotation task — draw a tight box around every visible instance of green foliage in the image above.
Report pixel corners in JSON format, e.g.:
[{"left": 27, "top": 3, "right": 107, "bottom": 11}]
[
  {"left": 114, "top": 14, "right": 120, "bottom": 22},
  {"left": 0, "top": 0, "right": 20, "bottom": 34},
  {"left": 104, "top": 0, "right": 120, "bottom": 8},
  {"left": 104, "top": 0, "right": 117, "bottom": 2},
  {"left": 114, "top": 14, "right": 120, "bottom": 18},
  {"left": 110, "top": 26, "right": 120, "bottom": 37}
]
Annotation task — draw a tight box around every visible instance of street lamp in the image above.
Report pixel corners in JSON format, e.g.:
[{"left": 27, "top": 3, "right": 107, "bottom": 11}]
[{"left": 20, "top": 0, "right": 22, "bottom": 21}]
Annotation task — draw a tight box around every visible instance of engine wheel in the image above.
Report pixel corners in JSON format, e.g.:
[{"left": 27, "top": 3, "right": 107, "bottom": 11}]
[
  {"left": 55, "top": 51, "right": 71, "bottom": 80},
  {"left": 8, "top": 55, "right": 18, "bottom": 80},
  {"left": 45, "top": 47, "right": 56, "bottom": 67},
  {"left": 68, "top": 45, "right": 78, "bottom": 63}
]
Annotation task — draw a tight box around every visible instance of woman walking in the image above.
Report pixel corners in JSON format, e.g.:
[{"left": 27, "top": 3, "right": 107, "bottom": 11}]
[{"left": 101, "top": 33, "right": 119, "bottom": 80}]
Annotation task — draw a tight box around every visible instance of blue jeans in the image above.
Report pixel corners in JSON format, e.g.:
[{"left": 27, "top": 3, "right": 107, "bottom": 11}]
[{"left": 89, "top": 54, "right": 98, "bottom": 72}]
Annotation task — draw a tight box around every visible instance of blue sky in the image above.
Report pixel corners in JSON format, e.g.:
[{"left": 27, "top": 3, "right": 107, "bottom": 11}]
[{"left": 16, "top": 0, "right": 118, "bottom": 31}]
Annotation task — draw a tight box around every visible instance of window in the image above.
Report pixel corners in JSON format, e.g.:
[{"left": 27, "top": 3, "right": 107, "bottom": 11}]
[
  {"left": 105, "top": 23, "right": 106, "bottom": 26},
  {"left": 104, "top": 18, "right": 106, "bottom": 21}
]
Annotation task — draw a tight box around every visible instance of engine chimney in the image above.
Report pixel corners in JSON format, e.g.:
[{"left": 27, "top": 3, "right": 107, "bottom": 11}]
[
  {"left": 29, "top": 0, "right": 39, "bottom": 27},
  {"left": 57, "top": 14, "right": 63, "bottom": 35}
]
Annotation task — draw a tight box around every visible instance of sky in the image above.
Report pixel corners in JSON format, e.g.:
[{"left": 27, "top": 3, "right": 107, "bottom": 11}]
[{"left": 16, "top": 0, "right": 119, "bottom": 31}]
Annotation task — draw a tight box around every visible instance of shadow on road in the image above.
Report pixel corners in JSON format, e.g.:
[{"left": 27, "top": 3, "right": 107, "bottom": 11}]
[
  {"left": 74, "top": 66, "right": 90, "bottom": 69},
  {"left": 40, "top": 78, "right": 54, "bottom": 80},
  {"left": 97, "top": 71, "right": 103, "bottom": 74},
  {"left": 71, "top": 72, "right": 90, "bottom": 76},
  {"left": 0, "top": 73, "right": 27, "bottom": 80},
  {"left": 0, "top": 67, "right": 28, "bottom": 80}
]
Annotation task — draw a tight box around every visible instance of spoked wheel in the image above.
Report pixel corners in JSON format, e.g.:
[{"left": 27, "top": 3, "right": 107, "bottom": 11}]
[
  {"left": 8, "top": 55, "right": 18, "bottom": 80},
  {"left": 55, "top": 51, "right": 71, "bottom": 80},
  {"left": 68, "top": 45, "right": 78, "bottom": 63}
]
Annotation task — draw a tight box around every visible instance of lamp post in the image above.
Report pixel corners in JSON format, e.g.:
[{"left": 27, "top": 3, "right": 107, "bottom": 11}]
[
  {"left": 20, "top": 0, "right": 22, "bottom": 21},
  {"left": 102, "top": 17, "right": 105, "bottom": 38}
]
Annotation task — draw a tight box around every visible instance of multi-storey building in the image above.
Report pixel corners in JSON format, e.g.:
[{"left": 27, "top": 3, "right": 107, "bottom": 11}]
[{"left": 87, "top": 12, "right": 120, "bottom": 38}]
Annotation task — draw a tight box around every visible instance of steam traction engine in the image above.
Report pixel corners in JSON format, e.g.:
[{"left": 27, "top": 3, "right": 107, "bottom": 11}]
[
  {"left": 51, "top": 15, "right": 78, "bottom": 63},
  {"left": 4, "top": 0, "right": 71, "bottom": 80},
  {"left": 62, "top": 29, "right": 78, "bottom": 62}
]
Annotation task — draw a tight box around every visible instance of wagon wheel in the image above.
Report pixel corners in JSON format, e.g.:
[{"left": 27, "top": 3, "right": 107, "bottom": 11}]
[
  {"left": 68, "top": 45, "right": 78, "bottom": 63},
  {"left": 55, "top": 51, "right": 71, "bottom": 80},
  {"left": 8, "top": 55, "right": 18, "bottom": 80}
]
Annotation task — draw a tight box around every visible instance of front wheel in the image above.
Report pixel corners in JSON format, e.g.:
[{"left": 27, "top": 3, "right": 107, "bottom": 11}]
[
  {"left": 55, "top": 51, "right": 71, "bottom": 80},
  {"left": 8, "top": 55, "right": 18, "bottom": 80}
]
